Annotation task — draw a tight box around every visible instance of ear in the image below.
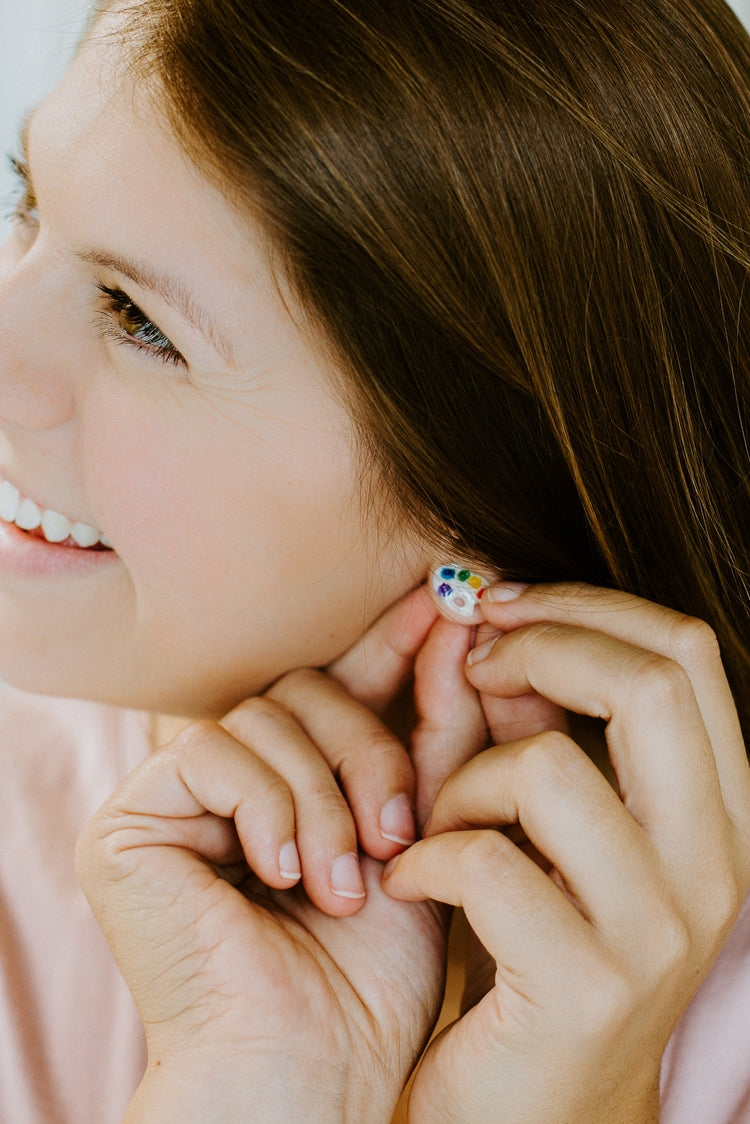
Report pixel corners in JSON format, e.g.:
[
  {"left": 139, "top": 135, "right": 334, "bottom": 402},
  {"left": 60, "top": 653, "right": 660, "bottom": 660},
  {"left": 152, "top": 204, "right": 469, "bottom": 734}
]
[{"left": 428, "top": 563, "right": 499, "bottom": 625}]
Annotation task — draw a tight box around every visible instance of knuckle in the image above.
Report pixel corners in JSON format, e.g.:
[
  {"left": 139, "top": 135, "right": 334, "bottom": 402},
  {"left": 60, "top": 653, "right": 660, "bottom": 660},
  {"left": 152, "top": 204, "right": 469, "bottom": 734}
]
[
  {"left": 628, "top": 652, "right": 694, "bottom": 713},
  {"left": 650, "top": 909, "right": 692, "bottom": 979},
  {"left": 703, "top": 866, "right": 744, "bottom": 934},
  {"left": 457, "top": 831, "right": 508, "bottom": 882},
  {"left": 667, "top": 615, "right": 721, "bottom": 671},
  {"left": 169, "top": 718, "right": 219, "bottom": 757},
  {"left": 226, "top": 695, "right": 289, "bottom": 734},
  {"left": 268, "top": 666, "right": 325, "bottom": 700},
  {"left": 309, "top": 784, "right": 351, "bottom": 822},
  {"left": 258, "top": 771, "right": 294, "bottom": 811},
  {"left": 361, "top": 727, "right": 404, "bottom": 763},
  {"left": 513, "top": 729, "right": 580, "bottom": 785}
]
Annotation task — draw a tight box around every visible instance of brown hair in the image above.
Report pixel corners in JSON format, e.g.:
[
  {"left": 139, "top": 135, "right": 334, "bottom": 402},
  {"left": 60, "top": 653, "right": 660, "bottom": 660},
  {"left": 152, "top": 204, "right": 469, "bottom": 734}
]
[{"left": 109, "top": 0, "right": 750, "bottom": 735}]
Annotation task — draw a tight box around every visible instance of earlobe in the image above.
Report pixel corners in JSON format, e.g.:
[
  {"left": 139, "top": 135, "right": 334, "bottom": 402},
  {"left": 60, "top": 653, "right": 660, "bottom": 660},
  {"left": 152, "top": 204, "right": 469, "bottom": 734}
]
[{"left": 429, "top": 563, "right": 495, "bottom": 625}]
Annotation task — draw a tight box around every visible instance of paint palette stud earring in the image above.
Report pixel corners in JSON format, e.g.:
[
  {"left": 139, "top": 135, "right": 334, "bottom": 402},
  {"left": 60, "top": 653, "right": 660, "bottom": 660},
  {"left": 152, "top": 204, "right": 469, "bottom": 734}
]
[{"left": 430, "top": 564, "right": 491, "bottom": 624}]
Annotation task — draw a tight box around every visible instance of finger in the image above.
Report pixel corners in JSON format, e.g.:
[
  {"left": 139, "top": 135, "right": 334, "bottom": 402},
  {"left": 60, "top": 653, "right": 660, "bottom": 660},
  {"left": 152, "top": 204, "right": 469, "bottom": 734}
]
[
  {"left": 87, "top": 723, "right": 299, "bottom": 890},
  {"left": 480, "top": 582, "right": 750, "bottom": 817},
  {"left": 411, "top": 617, "right": 488, "bottom": 826},
  {"left": 328, "top": 585, "right": 438, "bottom": 711},
  {"left": 471, "top": 619, "right": 569, "bottom": 748},
  {"left": 383, "top": 829, "right": 600, "bottom": 1000},
  {"left": 465, "top": 623, "right": 727, "bottom": 854},
  {"left": 478, "top": 686, "right": 570, "bottom": 747},
  {"left": 266, "top": 669, "right": 417, "bottom": 859},
  {"left": 221, "top": 699, "right": 367, "bottom": 915},
  {"left": 422, "top": 736, "right": 669, "bottom": 958}
]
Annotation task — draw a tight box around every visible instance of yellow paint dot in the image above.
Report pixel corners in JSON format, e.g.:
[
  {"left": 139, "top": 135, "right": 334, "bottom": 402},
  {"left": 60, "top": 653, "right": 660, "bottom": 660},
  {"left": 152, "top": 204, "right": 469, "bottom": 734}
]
[{"left": 468, "top": 575, "right": 483, "bottom": 589}]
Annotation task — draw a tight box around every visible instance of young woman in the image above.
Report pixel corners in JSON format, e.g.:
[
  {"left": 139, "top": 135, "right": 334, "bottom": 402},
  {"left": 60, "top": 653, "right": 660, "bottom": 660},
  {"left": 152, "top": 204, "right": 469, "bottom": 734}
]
[{"left": 1, "top": 0, "right": 749, "bottom": 1120}]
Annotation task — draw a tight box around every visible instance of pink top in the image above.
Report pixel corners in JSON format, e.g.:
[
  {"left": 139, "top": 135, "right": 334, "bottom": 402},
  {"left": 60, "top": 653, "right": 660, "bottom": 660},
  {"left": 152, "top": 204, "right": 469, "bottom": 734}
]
[
  {"left": 0, "top": 681, "right": 148, "bottom": 1123},
  {"left": 0, "top": 677, "right": 748, "bottom": 1123}
]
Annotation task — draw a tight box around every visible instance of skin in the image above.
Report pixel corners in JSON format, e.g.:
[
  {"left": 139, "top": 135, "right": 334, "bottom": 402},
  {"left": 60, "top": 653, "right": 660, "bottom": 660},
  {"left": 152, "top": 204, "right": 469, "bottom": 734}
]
[
  {"left": 0, "top": 20, "right": 429, "bottom": 719},
  {"left": 5, "top": 12, "right": 750, "bottom": 1124},
  {"left": 77, "top": 582, "right": 750, "bottom": 1123}
]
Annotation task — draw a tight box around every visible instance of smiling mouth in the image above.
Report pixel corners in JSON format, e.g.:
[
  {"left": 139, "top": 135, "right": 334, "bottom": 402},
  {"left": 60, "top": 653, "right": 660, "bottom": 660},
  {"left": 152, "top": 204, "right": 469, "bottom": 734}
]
[{"left": 0, "top": 478, "right": 113, "bottom": 551}]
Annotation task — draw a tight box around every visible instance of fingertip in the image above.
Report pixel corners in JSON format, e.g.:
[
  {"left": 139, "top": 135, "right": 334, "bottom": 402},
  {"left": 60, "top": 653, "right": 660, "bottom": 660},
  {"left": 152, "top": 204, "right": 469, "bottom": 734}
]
[
  {"left": 466, "top": 637, "right": 498, "bottom": 667},
  {"left": 278, "top": 840, "right": 302, "bottom": 883},
  {"left": 330, "top": 851, "right": 366, "bottom": 901},
  {"left": 380, "top": 851, "right": 425, "bottom": 903},
  {"left": 300, "top": 855, "right": 367, "bottom": 917},
  {"left": 381, "top": 853, "right": 400, "bottom": 880},
  {"left": 485, "top": 582, "right": 529, "bottom": 604},
  {"left": 478, "top": 583, "right": 531, "bottom": 630},
  {"left": 379, "top": 792, "right": 416, "bottom": 847}
]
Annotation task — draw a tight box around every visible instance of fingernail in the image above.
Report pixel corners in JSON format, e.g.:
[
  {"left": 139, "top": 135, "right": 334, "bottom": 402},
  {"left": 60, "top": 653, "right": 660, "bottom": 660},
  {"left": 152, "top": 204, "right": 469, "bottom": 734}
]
[
  {"left": 330, "top": 852, "right": 366, "bottom": 899},
  {"left": 279, "top": 840, "right": 302, "bottom": 881},
  {"left": 486, "top": 582, "right": 528, "bottom": 603},
  {"left": 379, "top": 794, "right": 416, "bottom": 846},
  {"left": 466, "top": 637, "right": 497, "bottom": 665}
]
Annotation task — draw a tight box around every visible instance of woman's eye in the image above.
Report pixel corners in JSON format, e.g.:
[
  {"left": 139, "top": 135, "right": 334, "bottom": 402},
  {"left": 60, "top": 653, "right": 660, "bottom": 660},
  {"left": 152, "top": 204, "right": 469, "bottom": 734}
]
[
  {"left": 5, "top": 154, "right": 39, "bottom": 228},
  {"left": 95, "top": 284, "right": 186, "bottom": 367}
]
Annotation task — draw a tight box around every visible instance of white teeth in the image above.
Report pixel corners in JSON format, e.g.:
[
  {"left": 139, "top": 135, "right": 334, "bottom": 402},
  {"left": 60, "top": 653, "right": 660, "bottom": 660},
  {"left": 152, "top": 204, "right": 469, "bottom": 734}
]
[
  {"left": 0, "top": 481, "right": 20, "bottom": 523},
  {"left": 71, "top": 522, "right": 100, "bottom": 548},
  {"left": 41, "top": 509, "right": 72, "bottom": 544},
  {"left": 16, "top": 498, "right": 42, "bottom": 531},
  {"left": 0, "top": 475, "right": 111, "bottom": 550}
]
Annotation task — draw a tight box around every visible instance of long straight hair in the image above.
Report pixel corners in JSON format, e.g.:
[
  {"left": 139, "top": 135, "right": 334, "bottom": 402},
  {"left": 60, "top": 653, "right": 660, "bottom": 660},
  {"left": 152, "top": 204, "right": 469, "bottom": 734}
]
[{"left": 112, "top": 0, "right": 750, "bottom": 737}]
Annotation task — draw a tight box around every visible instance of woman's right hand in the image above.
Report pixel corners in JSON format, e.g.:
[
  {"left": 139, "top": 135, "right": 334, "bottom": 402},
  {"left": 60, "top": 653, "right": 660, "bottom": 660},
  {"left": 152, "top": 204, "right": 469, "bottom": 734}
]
[{"left": 384, "top": 582, "right": 750, "bottom": 1124}]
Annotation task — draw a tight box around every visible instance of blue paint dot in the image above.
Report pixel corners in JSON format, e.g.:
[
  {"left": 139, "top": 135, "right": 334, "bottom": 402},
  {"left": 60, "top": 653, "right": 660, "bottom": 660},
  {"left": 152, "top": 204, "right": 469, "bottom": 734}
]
[
  {"left": 440, "top": 567, "right": 456, "bottom": 580},
  {"left": 437, "top": 583, "right": 452, "bottom": 598}
]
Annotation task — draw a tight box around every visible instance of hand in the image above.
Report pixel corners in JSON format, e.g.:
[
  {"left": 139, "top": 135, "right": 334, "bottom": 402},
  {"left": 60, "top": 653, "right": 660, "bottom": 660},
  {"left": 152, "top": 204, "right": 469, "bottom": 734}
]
[
  {"left": 75, "top": 588, "right": 462, "bottom": 1122},
  {"left": 384, "top": 582, "right": 750, "bottom": 1124}
]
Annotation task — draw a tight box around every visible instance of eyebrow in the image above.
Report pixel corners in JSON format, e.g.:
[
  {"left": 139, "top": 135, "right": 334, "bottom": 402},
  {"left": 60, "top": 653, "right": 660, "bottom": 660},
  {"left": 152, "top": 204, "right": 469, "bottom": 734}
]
[
  {"left": 76, "top": 248, "right": 236, "bottom": 364},
  {"left": 16, "top": 113, "right": 236, "bottom": 366}
]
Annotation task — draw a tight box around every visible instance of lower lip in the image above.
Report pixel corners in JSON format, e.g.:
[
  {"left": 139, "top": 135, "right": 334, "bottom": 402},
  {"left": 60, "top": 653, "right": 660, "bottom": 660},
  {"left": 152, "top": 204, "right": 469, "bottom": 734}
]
[{"left": 0, "top": 519, "right": 118, "bottom": 576}]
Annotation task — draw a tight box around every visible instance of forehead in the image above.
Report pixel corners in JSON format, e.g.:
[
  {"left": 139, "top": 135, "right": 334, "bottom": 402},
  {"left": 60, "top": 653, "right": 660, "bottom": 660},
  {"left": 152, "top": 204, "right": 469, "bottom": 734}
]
[
  {"left": 32, "top": 34, "right": 242, "bottom": 261},
  {"left": 28, "top": 23, "right": 303, "bottom": 367}
]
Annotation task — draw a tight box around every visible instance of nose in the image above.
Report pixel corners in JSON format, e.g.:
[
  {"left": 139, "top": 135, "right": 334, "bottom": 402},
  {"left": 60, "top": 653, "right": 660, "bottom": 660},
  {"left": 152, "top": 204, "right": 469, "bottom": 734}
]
[{"left": 0, "top": 238, "right": 75, "bottom": 430}]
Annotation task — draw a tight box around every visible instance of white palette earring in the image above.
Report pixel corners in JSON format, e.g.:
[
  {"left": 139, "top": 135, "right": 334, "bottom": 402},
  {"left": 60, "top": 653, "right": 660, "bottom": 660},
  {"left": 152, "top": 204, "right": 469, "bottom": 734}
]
[{"left": 430, "top": 563, "right": 491, "bottom": 624}]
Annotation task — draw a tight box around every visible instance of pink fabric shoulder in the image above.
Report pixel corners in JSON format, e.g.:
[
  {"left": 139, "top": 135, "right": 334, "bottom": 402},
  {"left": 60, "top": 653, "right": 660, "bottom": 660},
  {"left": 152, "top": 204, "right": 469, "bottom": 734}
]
[
  {"left": 661, "top": 889, "right": 750, "bottom": 1122},
  {"left": 0, "top": 680, "right": 149, "bottom": 1124}
]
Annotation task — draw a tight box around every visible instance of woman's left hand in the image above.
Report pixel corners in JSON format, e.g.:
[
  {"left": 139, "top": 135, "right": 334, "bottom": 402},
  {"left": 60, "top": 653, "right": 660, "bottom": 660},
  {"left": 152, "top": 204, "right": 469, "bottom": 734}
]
[
  {"left": 384, "top": 582, "right": 750, "bottom": 1124},
  {"left": 74, "top": 589, "right": 458, "bottom": 1124}
]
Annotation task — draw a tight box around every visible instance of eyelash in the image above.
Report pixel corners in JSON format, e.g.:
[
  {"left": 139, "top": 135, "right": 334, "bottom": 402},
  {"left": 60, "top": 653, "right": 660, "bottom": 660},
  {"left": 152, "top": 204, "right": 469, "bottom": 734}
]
[
  {"left": 6, "top": 150, "right": 186, "bottom": 370},
  {"left": 94, "top": 285, "right": 186, "bottom": 368},
  {"left": 6, "top": 154, "right": 37, "bottom": 224}
]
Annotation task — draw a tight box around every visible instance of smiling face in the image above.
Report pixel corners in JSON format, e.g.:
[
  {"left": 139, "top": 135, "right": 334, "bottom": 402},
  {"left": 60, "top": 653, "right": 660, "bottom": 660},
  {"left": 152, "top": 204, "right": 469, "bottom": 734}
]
[{"left": 0, "top": 23, "right": 429, "bottom": 716}]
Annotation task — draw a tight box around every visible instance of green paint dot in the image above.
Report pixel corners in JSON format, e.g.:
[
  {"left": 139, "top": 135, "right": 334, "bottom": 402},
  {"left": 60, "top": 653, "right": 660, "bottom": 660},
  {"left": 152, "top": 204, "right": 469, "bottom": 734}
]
[{"left": 458, "top": 570, "right": 471, "bottom": 582}]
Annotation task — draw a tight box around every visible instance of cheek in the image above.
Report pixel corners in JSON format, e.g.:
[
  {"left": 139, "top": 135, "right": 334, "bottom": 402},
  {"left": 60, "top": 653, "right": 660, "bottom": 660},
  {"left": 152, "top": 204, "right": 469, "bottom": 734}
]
[{"left": 81, "top": 388, "right": 367, "bottom": 598}]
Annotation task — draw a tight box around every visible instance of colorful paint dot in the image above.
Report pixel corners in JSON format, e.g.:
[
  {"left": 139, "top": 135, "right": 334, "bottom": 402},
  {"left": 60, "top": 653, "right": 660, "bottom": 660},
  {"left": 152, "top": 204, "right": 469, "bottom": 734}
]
[
  {"left": 458, "top": 570, "right": 471, "bottom": 582},
  {"left": 468, "top": 575, "right": 483, "bottom": 589},
  {"left": 437, "top": 583, "right": 452, "bottom": 598},
  {"left": 476, "top": 587, "right": 485, "bottom": 599},
  {"left": 440, "top": 567, "right": 456, "bottom": 580}
]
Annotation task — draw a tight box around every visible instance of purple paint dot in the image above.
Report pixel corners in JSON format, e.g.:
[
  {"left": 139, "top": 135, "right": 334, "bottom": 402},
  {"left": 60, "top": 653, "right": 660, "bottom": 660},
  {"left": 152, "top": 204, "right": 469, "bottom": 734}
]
[{"left": 437, "top": 583, "right": 452, "bottom": 598}]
